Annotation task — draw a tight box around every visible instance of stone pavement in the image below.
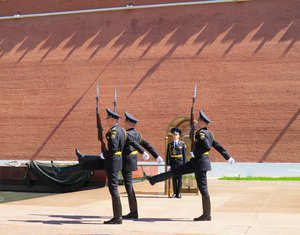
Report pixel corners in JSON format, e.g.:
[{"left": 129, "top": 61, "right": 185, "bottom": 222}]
[{"left": 0, "top": 180, "right": 300, "bottom": 235}]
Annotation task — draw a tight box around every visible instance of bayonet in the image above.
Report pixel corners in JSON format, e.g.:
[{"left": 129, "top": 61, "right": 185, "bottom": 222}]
[{"left": 113, "top": 88, "right": 117, "bottom": 112}]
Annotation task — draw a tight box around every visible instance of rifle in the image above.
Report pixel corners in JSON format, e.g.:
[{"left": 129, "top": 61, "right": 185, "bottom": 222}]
[
  {"left": 96, "top": 83, "right": 107, "bottom": 152},
  {"left": 189, "top": 84, "right": 197, "bottom": 152},
  {"left": 113, "top": 88, "right": 117, "bottom": 112}
]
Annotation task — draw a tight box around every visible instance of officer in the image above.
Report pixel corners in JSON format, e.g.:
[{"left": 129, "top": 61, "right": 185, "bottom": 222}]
[
  {"left": 96, "top": 108, "right": 126, "bottom": 224},
  {"left": 145, "top": 110, "right": 235, "bottom": 221},
  {"left": 166, "top": 127, "right": 186, "bottom": 198},
  {"left": 122, "top": 111, "right": 163, "bottom": 219}
]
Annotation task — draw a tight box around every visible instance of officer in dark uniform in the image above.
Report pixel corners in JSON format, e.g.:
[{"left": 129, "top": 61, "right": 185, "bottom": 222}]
[
  {"left": 145, "top": 110, "right": 235, "bottom": 221},
  {"left": 166, "top": 127, "right": 186, "bottom": 198},
  {"left": 99, "top": 108, "right": 126, "bottom": 224},
  {"left": 122, "top": 112, "right": 163, "bottom": 219}
]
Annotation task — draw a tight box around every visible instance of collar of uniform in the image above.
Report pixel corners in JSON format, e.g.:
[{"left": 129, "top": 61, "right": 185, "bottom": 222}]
[
  {"left": 109, "top": 124, "right": 119, "bottom": 131},
  {"left": 126, "top": 127, "right": 135, "bottom": 131}
]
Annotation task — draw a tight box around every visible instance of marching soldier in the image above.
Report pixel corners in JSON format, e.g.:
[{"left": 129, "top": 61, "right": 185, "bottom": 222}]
[
  {"left": 100, "top": 108, "right": 128, "bottom": 224},
  {"left": 166, "top": 127, "right": 186, "bottom": 198},
  {"left": 122, "top": 112, "right": 163, "bottom": 220},
  {"left": 52, "top": 108, "right": 147, "bottom": 224},
  {"left": 145, "top": 110, "right": 235, "bottom": 221}
]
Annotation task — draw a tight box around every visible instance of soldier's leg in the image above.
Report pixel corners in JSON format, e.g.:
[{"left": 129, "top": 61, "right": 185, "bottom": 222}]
[
  {"left": 121, "top": 170, "right": 138, "bottom": 219},
  {"left": 177, "top": 175, "right": 183, "bottom": 198},
  {"left": 172, "top": 176, "right": 178, "bottom": 198},
  {"left": 103, "top": 170, "right": 122, "bottom": 224},
  {"left": 81, "top": 158, "right": 106, "bottom": 171},
  {"left": 51, "top": 158, "right": 106, "bottom": 176},
  {"left": 194, "top": 171, "right": 211, "bottom": 221},
  {"left": 146, "top": 161, "right": 194, "bottom": 185}
]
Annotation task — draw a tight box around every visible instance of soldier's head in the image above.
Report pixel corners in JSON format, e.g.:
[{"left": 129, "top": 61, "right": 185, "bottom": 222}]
[
  {"left": 171, "top": 127, "right": 181, "bottom": 141},
  {"left": 106, "top": 108, "right": 120, "bottom": 126},
  {"left": 124, "top": 112, "right": 138, "bottom": 129},
  {"left": 197, "top": 110, "right": 211, "bottom": 128}
]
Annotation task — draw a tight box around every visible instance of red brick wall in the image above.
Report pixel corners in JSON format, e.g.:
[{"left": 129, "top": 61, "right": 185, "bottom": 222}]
[{"left": 0, "top": 0, "right": 299, "bottom": 162}]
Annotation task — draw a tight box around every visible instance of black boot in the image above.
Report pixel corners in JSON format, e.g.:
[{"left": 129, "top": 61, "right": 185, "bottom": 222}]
[
  {"left": 51, "top": 161, "right": 83, "bottom": 177},
  {"left": 122, "top": 211, "right": 138, "bottom": 219},
  {"left": 75, "top": 148, "right": 85, "bottom": 163},
  {"left": 76, "top": 148, "right": 99, "bottom": 164},
  {"left": 104, "top": 196, "right": 122, "bottom": 224},
  {"left": 194, "top": 196, "right": 211, "bottom": 221},
  {"left": 145, "top": 171, "right": 174, "bottom": 186},
  {"left": 123, "top": 192, "right": 138, "bottom": 219}
]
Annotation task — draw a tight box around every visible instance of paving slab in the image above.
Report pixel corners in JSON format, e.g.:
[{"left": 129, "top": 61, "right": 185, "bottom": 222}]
[{"left": 0, "top": 180, "right": 300, "bottom": 235}]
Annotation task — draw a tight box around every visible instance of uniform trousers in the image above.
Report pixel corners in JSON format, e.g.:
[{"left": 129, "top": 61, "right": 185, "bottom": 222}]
[{"left": 172, "top": 160, "right": 209, "bottom": 197}]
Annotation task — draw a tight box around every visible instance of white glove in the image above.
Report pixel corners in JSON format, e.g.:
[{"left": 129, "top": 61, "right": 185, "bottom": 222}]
[
  {"left": 190, "top": 152, "right": 195, "bottom": 158},
  {"left": 100, "top": 153, "right": 105, "bottom": 160},
  {"left": 167, "top": 165, "right": 171, "bottom": 171},
  {"left": 228, "top": 157, "right": 235, "bottom": 164},
  {"left": 142, "top": 151, "right": 150, "bottom": 161},
  {"left": 156, "top": 156, "right": 164, "bottom": 164}
]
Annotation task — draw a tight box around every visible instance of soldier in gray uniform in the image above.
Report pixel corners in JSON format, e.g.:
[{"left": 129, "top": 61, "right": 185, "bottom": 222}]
[
  {"left": 122, "top": 112, "right": 163, "bottom": 219},
  {"left": 145, "top": 110, "right": 235, "bottom": 221},
  {"left": 166, "top": 127, "right": 186, "bottom": 198}
]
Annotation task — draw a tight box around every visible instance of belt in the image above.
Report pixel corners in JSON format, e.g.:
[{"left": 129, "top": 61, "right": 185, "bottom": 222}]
[
  {"left": 130, "top": 151, "right": 138, "bottom": 155},
  {"left": 170, "top": 154, "right": 182, "bottom": 158},
  {"left": 114, "top": 151, "right": 122, "bottom": 156}
]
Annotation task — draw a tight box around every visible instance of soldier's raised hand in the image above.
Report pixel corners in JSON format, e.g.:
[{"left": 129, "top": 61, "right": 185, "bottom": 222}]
[
  {"left": 227, "top": 157, "right": 235, "bottom": 164},
  {"left": 100, "top": 153, "right": 105, "bottom": 159},
  {"left": 156, "top": 156, "right": 164, "bottom": 164}
]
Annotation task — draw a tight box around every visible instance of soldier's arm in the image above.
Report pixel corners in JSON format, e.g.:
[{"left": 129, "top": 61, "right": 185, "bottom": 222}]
[
  {"left": 212, "top": 139, "right": 231, "bottom": 160},
  {"left": 140, "top": 138, "right": 160, "bottom": 159}
]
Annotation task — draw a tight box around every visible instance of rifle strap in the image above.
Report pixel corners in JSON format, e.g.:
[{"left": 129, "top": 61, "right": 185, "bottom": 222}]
[
  {"left": 122, "top": 128, "right": 128, "bottom": 141},
  {"left": 138, "top": 131, "right": 143, "bottom": 143}
]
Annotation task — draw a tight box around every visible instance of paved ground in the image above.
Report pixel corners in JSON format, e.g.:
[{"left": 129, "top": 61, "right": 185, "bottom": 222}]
[{"left": 1, "top": 180, "right": 300, "bottom": 235}]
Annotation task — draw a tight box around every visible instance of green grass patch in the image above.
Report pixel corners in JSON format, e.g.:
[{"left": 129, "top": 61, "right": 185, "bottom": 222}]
[
  {"left": 0, "top": 191, "right": 56, "bottom": 204},
  {"left": 219, "top": 176, "right": 300, "bottom": 181}
]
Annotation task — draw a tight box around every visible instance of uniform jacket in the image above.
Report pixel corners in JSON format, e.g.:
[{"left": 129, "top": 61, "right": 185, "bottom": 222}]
[
  {"left": 122, "top": 128, "right": 159, "bottom": 172},
  {"left": 103, "top": 124, "right": 126, "bottom": 172},
  {"left": 192, "top": 127, "right": 232, "bottom": 171},
  {"left": 166, "top": 140, "right": 186, "bottom": 169}
]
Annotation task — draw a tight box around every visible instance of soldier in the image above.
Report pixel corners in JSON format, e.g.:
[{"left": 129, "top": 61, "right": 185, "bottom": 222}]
[
  {"left": 145, "top": 110, "right": 235, "bottom": 221},
  {"left": 100, "top": 108, "right": 128, "bottom": 224},
  {"left": 122, "top": 112, "right": 163, "bottom": 220},
  {"left": 52, "top": 108, "right": 148, "bottom": 224},
  {"left": 166, "top": 127, "right": 186, "bottom": 198}
]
